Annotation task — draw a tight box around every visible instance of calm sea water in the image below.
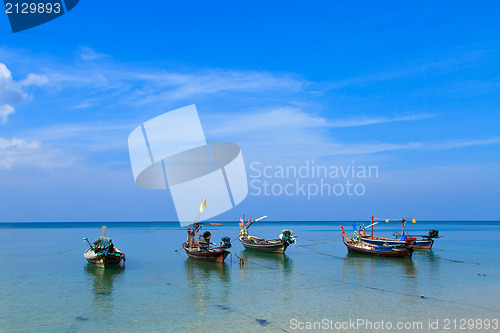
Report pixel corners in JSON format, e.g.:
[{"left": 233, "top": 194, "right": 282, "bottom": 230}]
[{"left": 0, "top": 221, "right": 499, "bottom": 332}]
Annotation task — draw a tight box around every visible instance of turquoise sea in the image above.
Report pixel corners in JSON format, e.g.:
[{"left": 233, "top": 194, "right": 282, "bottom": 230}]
[{"left": 0, "top": 221, "right": 499, "bottom": 332}]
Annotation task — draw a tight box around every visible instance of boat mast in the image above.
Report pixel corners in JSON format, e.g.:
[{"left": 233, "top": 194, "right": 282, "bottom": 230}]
[
  {"left": 241, "top": 214, "right": 268, "bottom": 234},
  {"left": 187, "top": 198, "right": 207, "bottom": 249},
  {"left": 401, "top": 219, "right": 406, "bottom": 235},
  {"left": 370, "top": 216, "right": 374, "bottom": 237}
]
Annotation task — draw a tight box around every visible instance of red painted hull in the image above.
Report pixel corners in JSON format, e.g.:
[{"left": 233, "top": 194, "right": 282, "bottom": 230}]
[
  {"left": 183, "top": 241, "right": 229, "bottom": 263},
  {"left": 342, "top": 237, "right": 413, "bottom": 258}
]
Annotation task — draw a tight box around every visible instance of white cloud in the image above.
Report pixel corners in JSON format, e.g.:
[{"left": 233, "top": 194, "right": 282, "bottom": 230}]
[
  {"left": 0, "top": 62, "right": 47, "bottom": 124},
  {"left": 0, "top": 104, "right": 15, "bottom": 124},
  {"left": 0, "top": 137, "right": 40, "bottom": 150},
  {"left": 1, "top": 47, "right": 496, "bottom": 170},
  {"left": 0, "top": 63, "right": 12, "bottom": 79},
  {"left": 20, "top": 73, "right": 49, "bottom": 87},
  {"left": 0, "top": 137, "right": 76, "bottom": 170},
  {"left": 0, "top": 63, "right": 27, "bottom": 106}
]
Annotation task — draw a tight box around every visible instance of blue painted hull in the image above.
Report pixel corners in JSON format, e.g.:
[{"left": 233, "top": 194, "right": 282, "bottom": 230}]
[{"left": 360, "top": 236, "right": 433, "bottom": 249}]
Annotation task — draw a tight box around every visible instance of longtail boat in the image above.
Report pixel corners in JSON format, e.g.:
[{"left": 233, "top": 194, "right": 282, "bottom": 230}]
[
  {"left": 356, "top": 217, "right": 440, "bottom": 249},
  {"left": 341, "top": 225, "right": 414, "bottom": 258},
  {"left": 83, "top": 226, "right": 125, "bottom": 268},
  {"left": 183, "top": 198, "right": 232, "bottom": 263},
  {"left": 238, "top": 214, "right": 296, "bottom": 254}
]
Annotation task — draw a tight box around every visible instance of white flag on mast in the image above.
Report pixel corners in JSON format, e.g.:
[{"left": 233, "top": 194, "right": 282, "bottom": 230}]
[{"left": 199, "top": 198, "right": 207, "bottom": 214}]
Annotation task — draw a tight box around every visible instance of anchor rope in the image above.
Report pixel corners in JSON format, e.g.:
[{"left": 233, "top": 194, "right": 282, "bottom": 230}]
[
  {"left": 414, "top": 251, "right": 480, "bottom": 265},
  {"left": 299, "top": 237, "right": 339, "bottom": 247},
  {"left": 0, "top": 246, "right": 81, "bottom": 267},
  {"left": 293, "top": 244, "right": 347, "bottom": 260},
  {"left": 293, "top": 245, "right": 497, "bottom": 313},
  {"left": 340, "top": 278, "right": 498, "bottom": 313},
  {"left": 66, "top": 296, "right": 98, "bottom": 333},
  {"left": 305, "top": 236, "right": 341, "bottom": 241},
  {"left": 228, "top": 251, "right": 280, "bottom": 270}
]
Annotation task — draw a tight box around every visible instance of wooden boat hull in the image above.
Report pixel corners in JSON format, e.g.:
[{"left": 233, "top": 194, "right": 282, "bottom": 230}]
[
  {"left": 183, "top": 241, "right": 229, "bottom": 263},
  {"left": 239, "top": 235, "right": 288, "bottom": 254},
  {"left": 342, "top": 237, "right": 413, "bottom": 258},
  {"left": 84, "top": 248, "right": 125, "bottom": 269},
  {"left": 360, "top": 235, "right": 433, "bottom": 249}
]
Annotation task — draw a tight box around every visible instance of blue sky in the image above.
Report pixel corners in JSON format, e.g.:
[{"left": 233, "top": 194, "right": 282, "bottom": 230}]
[{"left": 0, "top": 1, "right": 499, "bottom": 221}]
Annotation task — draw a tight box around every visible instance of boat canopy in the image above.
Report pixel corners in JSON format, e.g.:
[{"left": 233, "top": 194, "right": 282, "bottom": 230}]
[{"left": 93, "top": 236, "right": 113, "bottom": 255}]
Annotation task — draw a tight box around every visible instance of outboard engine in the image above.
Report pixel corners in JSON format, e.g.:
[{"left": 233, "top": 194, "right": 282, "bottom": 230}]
[
  {"left": 428, "top": 229, "right": 439, "bottom": 238},
  {"left": 199, "top": 231, "right": 212, "bottom": 250},
  {"left": 279, "top": 229, "right": 297, "bottom": 245},
  {"left": 220, "top": 236, "right": 232, "bottom": 249}
]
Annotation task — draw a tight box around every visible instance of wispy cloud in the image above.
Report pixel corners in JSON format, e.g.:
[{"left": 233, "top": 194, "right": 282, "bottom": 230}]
[
  {"left": 130, "top": 70, "right": 305, "bottom": 105},
  {"left": 318, "top": 138, "right": 500, "bottom": 156},
  {"left": 207, "top": 108, "right": 433, "bottom": 136},
  {"left": 0, "top": 137, "right": 77, "bottom": 169},
  {"left": 1, "top": 46, "right": 497, "bottom": 171},
  {"left": 29, "top": 59, "right": 307, "bottom": 109},
  {"left": 321, "top": 49, "right": 488, "bottom": 91},
  {"left": 327, "top": 113, "right": 434, "bottom": 127},
  {"left": 428, "top": 138, "right": 500, "bottom": 150},
  {"left": 79, "top": 45, "right": 110, "bottom": 61},
  {"left": 204, "top": 107, "right": 499, "bottom": 161},
  {"left": 0, "top": 137, "right": 40, "bottom": 150},
  {"left": 25, "top": 122, "right": 134, "bottom": 153}
]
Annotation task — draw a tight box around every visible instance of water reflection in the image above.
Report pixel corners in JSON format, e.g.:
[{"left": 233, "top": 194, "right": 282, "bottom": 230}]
[
  {"left": 83, "top": 264, "right": 124, "bottom": 317},
  {"left": 341, "top": 253, "right": 420, "bottom": 303},
  {"left": 239, "top": 250, "right": 295, "bottom": 276},
  {"left": 416, "top": 249, "right": 440, "bottom": 279},
  {"left": 184, "top": 259, "right": 230, "bottom": 282},
  {"left": 184, "top": 260, "right": 231, "bottom": 329},
  {"left": 343, "top": 252, "right": 416, "bottom": 276}
]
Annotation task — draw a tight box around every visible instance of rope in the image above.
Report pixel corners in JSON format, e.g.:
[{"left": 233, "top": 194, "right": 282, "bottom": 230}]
[
  {"left": 44, "top": 247, "right": 80, "bottom": 256},
  {"left": 229, "top": 251, "right": 245, "bottom": 266},
  {"left": 293, "top": 249, "right": 497, "bottom": 313},
  {"left": 0, "top": 246, "right": 80, "bottom": 267},
  {"left": 66, "top": 297, "right": 97, "bottom": 333},
  {"left": 340, "top": 278, "right": 498, "bottom": 313},
  {"left": 305, "top": 236, "right": 340, "bottom": 241},
  {"left": 228, "top": 251, "right": 280, "bottom": 270},
  {"left": 299, "top": 238, "right": 339, "bottom": 247},
  {"left": 293, "top": 244, "right": 347, "bottom": 260},
  {"left": 415, "top": 251, "right": 480, "bottom": 265},
  {"left": 295, "top": 245, "right": 496, "bottom": 313}
]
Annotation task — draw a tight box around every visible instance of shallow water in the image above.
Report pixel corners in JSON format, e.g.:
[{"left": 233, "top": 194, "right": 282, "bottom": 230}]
[{"left": 0, "top": 221, "right": 498, "bottom": 332}]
